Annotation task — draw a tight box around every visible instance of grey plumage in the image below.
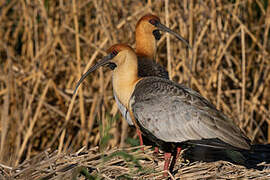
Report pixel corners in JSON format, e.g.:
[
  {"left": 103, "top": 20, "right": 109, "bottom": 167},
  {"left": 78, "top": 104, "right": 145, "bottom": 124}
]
[
  {"left": 130, "top": 77, "right": 251, "bottom": 150},
  {"left": 115, "top": 58, "right": 169, "bottom": 126},
  {"left": 137, "top": 57, "right": 169, "bottom": 79}
]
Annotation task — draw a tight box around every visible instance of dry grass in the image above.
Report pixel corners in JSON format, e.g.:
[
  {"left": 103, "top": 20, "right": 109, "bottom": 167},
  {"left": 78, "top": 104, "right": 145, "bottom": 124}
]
[
  {"left": 0, "top": 0, "right": 270, "bottom": 178},
  {"left": 1, "top": 145, "right": 270, "bottom": 179}
]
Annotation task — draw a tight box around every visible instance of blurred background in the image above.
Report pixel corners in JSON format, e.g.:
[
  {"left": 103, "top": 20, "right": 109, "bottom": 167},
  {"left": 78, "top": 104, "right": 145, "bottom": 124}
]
[{"left": 0, "top": 0, "right": 269, "bottom": 167}]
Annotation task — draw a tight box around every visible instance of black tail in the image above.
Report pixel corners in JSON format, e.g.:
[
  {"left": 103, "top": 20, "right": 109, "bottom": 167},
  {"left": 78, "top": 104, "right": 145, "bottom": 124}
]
[{"left": 183, "top": 144, "right": 270, "bottom": 170}]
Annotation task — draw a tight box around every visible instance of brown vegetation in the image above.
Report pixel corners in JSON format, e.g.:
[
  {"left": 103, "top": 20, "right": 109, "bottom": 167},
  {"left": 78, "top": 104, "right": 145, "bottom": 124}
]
[
  {"left": 3, "top": 146, "right": 270, "bottom": 179},
  {"left": 0, "top": 0, "right": 270, "bottom": 178}
]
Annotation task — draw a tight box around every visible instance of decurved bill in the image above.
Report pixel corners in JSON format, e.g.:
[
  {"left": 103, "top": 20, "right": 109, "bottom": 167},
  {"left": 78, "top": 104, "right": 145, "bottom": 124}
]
[
  {"left": 156, "top": 22, "right": 192, "bottom": 50},
  {"left": 73, "top": 54, "right": 113, "bottom": 95}
]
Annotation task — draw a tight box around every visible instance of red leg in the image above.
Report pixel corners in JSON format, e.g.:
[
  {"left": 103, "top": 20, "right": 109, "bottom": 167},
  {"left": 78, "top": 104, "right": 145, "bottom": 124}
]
[
  {"left": 136, "top": 129, "right": 144, "bottom": 150},
  {"left": 175, "top": 147, "right": 181, "bottom": 160},
  {"left": 163, "top": 152, "right": 171, "bottom": 177},
  {"left": 154, "top": 147, "right": 159, "bottom": 154},
  {"left": 153, "top": 147, "right": 159, "bottom": 157},
  {"left": 169, "top": 147, "right": 182, "bottom": 172}
]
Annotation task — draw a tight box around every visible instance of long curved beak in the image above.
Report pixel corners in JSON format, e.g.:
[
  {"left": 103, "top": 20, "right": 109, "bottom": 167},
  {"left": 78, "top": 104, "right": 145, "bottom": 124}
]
[
  {"left": 156, "top": 22, "right": 192, "bottom": 50},
  {"left": 73, "top": 54, "right": 114, "bottom": 95}
]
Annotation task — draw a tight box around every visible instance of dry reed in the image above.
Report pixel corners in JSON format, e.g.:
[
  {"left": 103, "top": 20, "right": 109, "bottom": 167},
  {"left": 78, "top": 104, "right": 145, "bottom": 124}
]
[{"left": 2, "top": 145, "right": 270, "bottom": 179}]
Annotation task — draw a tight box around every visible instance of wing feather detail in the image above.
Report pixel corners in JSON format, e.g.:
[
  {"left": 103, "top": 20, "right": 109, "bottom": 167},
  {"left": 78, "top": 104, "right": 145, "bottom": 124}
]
[{"left": 130, "top": 77, "right": 250, "bottom": 150}]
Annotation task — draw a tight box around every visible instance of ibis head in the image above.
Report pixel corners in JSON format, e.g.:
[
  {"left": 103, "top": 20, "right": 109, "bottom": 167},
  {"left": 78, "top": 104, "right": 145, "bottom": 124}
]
[
  {"left": 135, "top": 14, "right": 191, "bottom": 59},
  {"left": 73, "top": 44, "right": 140, "bottom": 110}
]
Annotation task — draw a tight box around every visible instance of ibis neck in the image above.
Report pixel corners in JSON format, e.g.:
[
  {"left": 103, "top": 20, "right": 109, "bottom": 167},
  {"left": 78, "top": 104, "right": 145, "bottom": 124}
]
[
  {"left": 136, "top": 30, "right": 156, "bottom": 60},
  {"left": 112, "top": 53, "right": 140, "bottom": 109}
]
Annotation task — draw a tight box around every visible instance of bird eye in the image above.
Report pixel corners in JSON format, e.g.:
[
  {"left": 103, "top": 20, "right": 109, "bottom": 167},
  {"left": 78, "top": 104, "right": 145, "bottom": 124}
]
[
  {"left": 112, "top": 50, "right": 118, "bottom": 56},
  {"left": 108, "top": 62, "right": 117, "bottom": 70},
  {"left": 149, "top": 19, "right": 158, "bottom": 26}
]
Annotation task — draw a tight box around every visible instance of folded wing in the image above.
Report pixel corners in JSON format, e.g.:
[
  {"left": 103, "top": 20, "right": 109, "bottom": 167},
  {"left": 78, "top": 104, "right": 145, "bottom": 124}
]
[{"left": 130, "top": 77, "right": 250, "bottom": 150}]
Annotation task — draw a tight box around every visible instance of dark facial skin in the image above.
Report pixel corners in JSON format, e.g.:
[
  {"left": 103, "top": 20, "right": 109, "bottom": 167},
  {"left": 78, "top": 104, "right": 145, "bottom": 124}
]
[
  {"left": 148, "top": 17, "right": 192, "bottom": 50},
  {"left": 153, "top": 30, "right": 161, "bottom": 40},
  {"left": 108, "top": 62, "right": 117, "bottom": 70}
]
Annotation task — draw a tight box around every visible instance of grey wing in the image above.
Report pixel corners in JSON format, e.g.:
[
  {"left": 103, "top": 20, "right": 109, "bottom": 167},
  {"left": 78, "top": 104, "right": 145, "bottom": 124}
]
[
  {"left": 131, "top": 78, "right": 250, "bottom": 150},
  {"left": 113, "top": 91, "right": 134, "bottom": 125}
]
